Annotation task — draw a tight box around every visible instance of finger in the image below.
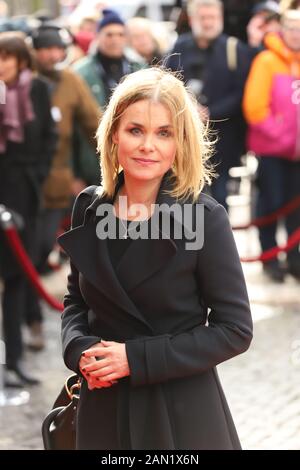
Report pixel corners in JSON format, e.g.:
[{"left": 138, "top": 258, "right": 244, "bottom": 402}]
[
  {"left": 82, "top": 358, "right": 109, "bottom": 373},
  {"left": 96, "top": 372, "right": 119, "bottom": 383},
  {"left": 82, "top": 370, "right": 94, "bottom": 382},
  {"left": 86, "top": 375, "right": 101, "bottom": 388},
  {"left": 82, "top": 347, "right": 107, "bottom": 358},
  {"left": 79, "top": 353, "right": 100, "bottom": 365},
  {"left": 79, "top": 356, "right": 97, "bottom": 369},
  {"left": 87, "top": 380, "right": 97, "bottom": 390},
  {"left": 90, "top": 366, "right": 113, "bottom": 378},
  {"left": 89, "top": 380, "right": 118, "bottom": 389},
  {"left": 81, "top": 366, "right": 100, "bottom": 381},
  {"left": 96, "top": 381, "right": 118, "bottom": 388},
  {"left": 91, "top": 378, "right": 114, "bottom": 389},
  {"left": 86, "top": 376, "right": 118, "bottom": 389}
]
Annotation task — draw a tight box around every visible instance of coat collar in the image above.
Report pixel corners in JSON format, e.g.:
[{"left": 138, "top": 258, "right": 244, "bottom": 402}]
[
  {"left": 58, "top": 170, "right": 193, "bottom": 333},
  {"left": 84, "top": 169, "right": 194, "bottom": 236}
]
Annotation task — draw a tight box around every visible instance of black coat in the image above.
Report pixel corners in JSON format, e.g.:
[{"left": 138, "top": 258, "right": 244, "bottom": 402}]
[
  {"left": 0, "top": 76, "right": 57, "bottom": 278},
  {"left": 166, "top": 33, "right": 252, "bottom": 169},
  {"left": 58, "top": 170, "right": 253, "bottom": 450}
]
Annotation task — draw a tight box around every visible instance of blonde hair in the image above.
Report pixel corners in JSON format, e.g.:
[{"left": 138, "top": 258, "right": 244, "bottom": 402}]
[
  {"left": 282, "top": 8, "right": 300, "bottom": 21},
  {"left": 280, "top": 0, "right": 300, "bottom": 13},
  {"left": 127, "top": 17, "right": 162, "bottom": 54},
  {"left": 96, "top": 67, "right": 215, "bottom": 203}
]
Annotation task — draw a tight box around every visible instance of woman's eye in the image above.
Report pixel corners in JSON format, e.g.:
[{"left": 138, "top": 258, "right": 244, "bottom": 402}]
[
  {"left": 129, "top": 128, "right": 141, "bottom": 135},
  {"left": 128, "top": 128, "right": 172, "bottom": 137},
  {"left": 159, "top": 130, "right": 171, "bottom": 137}
]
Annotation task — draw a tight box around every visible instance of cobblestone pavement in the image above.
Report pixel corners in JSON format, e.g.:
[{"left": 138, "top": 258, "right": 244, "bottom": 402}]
[
  {"left": 0, "top": 212, "right": 299, "bottom": 450},
  {"left": 219, "top": 303, "right": 300, "bottom": 450}
]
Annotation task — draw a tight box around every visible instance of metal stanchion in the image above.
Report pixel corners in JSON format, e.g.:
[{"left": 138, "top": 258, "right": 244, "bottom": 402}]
[{"left": 0, "top": 205, "right": 29, "bottom": 406}]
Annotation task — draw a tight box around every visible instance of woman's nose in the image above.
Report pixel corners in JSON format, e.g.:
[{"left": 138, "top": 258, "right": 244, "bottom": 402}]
[{"left": 140, "top": 134, "right": 155, "bottom": 152}]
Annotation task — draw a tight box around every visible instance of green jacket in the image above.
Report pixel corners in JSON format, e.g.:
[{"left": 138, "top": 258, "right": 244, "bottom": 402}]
[{"left": 72, "top": 54, "right": 144, "bottom": 184}]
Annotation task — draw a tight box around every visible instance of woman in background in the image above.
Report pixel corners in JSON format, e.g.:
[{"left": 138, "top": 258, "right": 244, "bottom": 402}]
[
  {"left": 243, "top": 9, "right": 300, "bottom": 282},
  {"left": 0, "top": 33, "right": 57, "bottom": 386}
]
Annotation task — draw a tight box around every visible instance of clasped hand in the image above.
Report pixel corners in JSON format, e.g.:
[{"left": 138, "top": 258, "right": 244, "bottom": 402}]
[{"left": 79, "top": 340, "right": 130, "bottom": 390}]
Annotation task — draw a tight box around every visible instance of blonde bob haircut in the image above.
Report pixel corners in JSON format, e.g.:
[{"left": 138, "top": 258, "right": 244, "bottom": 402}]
[{"left": 96, "top": 67, "right": 214, "bottom": 203}]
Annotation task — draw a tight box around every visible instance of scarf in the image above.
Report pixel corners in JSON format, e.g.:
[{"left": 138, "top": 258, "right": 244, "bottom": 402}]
[{"left": 0, "top": 68, "right": 35, "bottom": 153}]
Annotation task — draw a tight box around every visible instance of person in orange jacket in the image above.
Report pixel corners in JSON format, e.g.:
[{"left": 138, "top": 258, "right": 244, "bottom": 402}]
[{"left": 243, "top": 9, "right": 300, "bottom": 282}]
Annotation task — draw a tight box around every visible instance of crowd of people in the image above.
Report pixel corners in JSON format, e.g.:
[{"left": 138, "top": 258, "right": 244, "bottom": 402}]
[{"left": 0, "top": 0, "right": 299, "bottom": 389}]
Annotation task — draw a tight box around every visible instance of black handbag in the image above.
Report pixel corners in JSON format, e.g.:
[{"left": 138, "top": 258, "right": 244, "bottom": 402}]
[{"left": 41, "top": 374, "right": 81, "bottom": 450}]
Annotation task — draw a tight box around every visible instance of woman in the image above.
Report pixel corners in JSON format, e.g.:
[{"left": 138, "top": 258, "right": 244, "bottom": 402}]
[
  {"left": 126, "top": 17, "right": 163, "bottom": 66},
  {"left": 58, "top": 67, "right": 253, "bottom": 450},
  {"left": 0, "top": 33, "right": 57, "bottom": 385},
  {"left": 243, "top": 9, "right": 300, "bottom": 282}
]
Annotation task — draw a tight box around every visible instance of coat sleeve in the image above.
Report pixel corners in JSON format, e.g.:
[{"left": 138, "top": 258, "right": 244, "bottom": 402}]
[
  {"left": 35, "top": 79, "right": 58, "bottom": 183},
  {"left": 125, "top": 203, "right": 253, "bottom": 386},
  {"left": 72, "top": 71, "right": 102, "bottom": 149},
  {"left": 242, "top": 51, "right": 273, "bottom": 125},
  {"left": 60, "top": 192, "right": 100, "bottom": 374}
]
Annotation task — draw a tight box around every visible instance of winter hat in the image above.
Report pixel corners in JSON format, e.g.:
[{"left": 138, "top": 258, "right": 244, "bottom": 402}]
[
  {"left": 252, "top": 1, "right": 281, "bottom": 16},
  {"left": 97, "top": 9, "right": 125, "bottom": 32},
  {"left": 31, "top": 24, "right": 72, "bottom": 49}
]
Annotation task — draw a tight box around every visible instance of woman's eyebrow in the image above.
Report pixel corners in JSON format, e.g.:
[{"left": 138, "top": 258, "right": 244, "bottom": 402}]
[{"left": 128, "top": 122, "right": 174, "bottom": 129}]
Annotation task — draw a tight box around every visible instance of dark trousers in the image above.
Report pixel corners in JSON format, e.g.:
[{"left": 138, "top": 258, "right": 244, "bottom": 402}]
[
  {"left": 1, "top": 218, "right": 40, "bottom": 366},
  {"left": 1, "top": 208, "right": 65, "bottom": 365},
  {"left": 35, "top": 208, "right": 66, "bottom": 272},
  {"left": 210, "top": 170, "right": 230, "bottom": 211},
  {"left": 256, "top": 157, "right": 300, "bottom": 261},
  {"left": 25, "top": 282, "right": 43, "bottom": 326},
  {"left": 2, "top": 275, "right": 25, "bottom": 366},
  {"left": 25, "top": 208, "right": 66, "bottom": 326}
]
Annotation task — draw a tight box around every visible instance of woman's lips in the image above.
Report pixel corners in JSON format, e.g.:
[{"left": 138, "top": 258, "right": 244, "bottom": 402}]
[{"left": 133, "top": 158, "right": 158, "bottom": 165}]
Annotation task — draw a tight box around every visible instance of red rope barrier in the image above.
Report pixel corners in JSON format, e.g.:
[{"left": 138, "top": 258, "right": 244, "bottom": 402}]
[
  {"left": 4, "top": 226, "right": 64, "bottom": 312},
  {"left": 240, "top": 227, "right": 300, "bottom": 263},
  {"left": 232, "top": 195, "right": 300, "bottom": 231}
]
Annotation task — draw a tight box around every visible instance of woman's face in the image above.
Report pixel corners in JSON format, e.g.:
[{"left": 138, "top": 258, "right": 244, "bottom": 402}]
[
  {"left": 128, "top": 28, "right": 155, "bottom": 58},
  {"left": 0, "top": 54, "right": 19, "bottom": 84},
  {"left": 113, "top": 99, "right": 176, "bottom": 184}
]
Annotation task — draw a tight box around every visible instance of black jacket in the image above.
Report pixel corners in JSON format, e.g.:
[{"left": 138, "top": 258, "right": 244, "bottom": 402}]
[
  {"left": 0, "top": 76, "right": 57, "bottom": 278},
  {"left": 0, "top": 76, "right": 57, "bottom": 215},
  {"left": 166, "top": 33, "right": 252, "bottom": 169},
  {"left": 58, "top": 170, "right": 253, "bottom": 450}
]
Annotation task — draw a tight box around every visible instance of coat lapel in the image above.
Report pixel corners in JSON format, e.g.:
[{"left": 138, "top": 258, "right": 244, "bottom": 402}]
[
  {"left": 58, "top": 169, "right": 187, "bottom": 332},
  {"left": 58, "top": 220, "right": 155, "bottom": 332}
]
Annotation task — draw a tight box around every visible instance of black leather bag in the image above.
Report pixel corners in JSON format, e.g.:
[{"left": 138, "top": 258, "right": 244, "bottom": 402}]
[{"left": 41, "top": 374, "right": 81, "bottom": 450}]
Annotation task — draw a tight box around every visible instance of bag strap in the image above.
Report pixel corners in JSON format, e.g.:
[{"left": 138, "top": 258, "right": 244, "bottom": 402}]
[{"left": 227, "top": 36, "right": 238, "bottom": 71}]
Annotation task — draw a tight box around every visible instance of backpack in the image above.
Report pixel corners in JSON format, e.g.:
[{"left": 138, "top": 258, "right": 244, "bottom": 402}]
[{"left": 227, "top": 36, "right": 238, "bottom": 71}]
